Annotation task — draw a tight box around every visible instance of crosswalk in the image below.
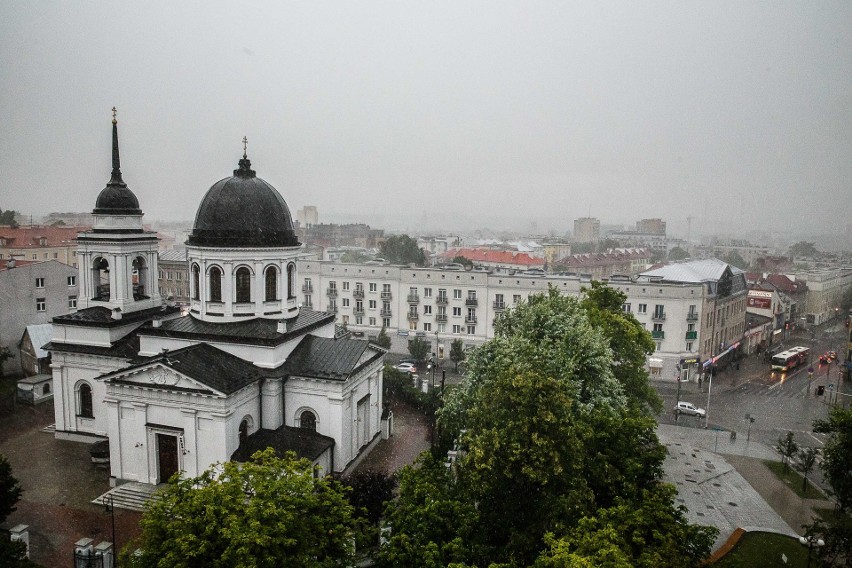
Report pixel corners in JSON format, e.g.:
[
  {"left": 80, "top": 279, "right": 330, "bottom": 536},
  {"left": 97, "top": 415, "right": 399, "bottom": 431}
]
[{"left": 728, "top": 382, "right": 826, "bottom": 400}]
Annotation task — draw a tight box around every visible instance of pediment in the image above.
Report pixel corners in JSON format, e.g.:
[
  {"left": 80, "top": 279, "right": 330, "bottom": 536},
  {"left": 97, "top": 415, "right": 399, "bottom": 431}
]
[{"left": 106, "top": 362, "right": 222, "bottom": 395}]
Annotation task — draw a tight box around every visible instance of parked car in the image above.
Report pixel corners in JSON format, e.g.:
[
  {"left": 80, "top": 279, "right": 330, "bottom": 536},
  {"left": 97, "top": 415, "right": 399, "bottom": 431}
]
[
  {"left": 675, "top": 401, "right": 706, "bottom": 417},
  {"left": 394, "top": 362, "right": 417, "bottom": 374}
]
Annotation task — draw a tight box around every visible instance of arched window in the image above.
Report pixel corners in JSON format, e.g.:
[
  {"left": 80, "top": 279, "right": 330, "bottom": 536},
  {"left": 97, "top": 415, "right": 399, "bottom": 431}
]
[
  {"left": 287, "top": 263, "right": 296, "bottom": 299},
  {"left": 239, "top": 419, "right": 249, "bottom": 444},
  {"left": 300, "top": 410, "right": 316, "bottom": 432},
  {"left": 265, "top": 266, "right": 277, "bottom": 301},
  {"left": 43, "top": 383, "right": 51, "bottom": 395},
  {"left": 93, "top": 257, "right": 110, "bottom": 301},
  {"left": 209, "top": 266, "right": 222, "bottom": 302},
  {"left": 236, "top": 267, "right": 251, "bottom": 303},
  {"left": 78, "top": 383, "right": 93, "bottom": 418},
  {"left": 132, "top": 256, "right": 147, "bottom": 299},
  {"left": 192, "top": 264, "right": 200, "bottom": 300}
]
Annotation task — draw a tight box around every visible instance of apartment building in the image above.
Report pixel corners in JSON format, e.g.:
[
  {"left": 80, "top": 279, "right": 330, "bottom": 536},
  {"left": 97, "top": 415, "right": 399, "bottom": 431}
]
[
  {"left": 797, "top": 268, "right": 852, "bottom": 326},
  {"left": 573, "top": 217, "right": 600, "bottom": 242},
  {"left": 0, "top": 225, "right": 89, "bottom": 267},
  {"left": 157, "top": 248, "right": 190, "bottom": 303}
]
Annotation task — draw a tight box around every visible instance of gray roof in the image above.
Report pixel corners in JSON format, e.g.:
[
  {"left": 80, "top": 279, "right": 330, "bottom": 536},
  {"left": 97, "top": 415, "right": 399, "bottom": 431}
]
[
  {"left": 53, "top": 305, "right": 180, "bottom": 327},
  {"left": 22, "top": 324, "right": 53, "bottom": 358},
  {"left": 230, "top": 426, "right": 335, "bottom": 463},
  {"left": 142, "top": 310, "right": 335, "bottom": 347},
  {"left": 44, "top": 332, "right": 143, "bottom": 360},
  {"left": 640, "top": 258, "right": 742, "bottom": 283},
  {"left": 158, "top": 248, "right": 187, "bottom": 262},
  {"left": 281, "top": 336, "right": 384, "bottom": 381}
]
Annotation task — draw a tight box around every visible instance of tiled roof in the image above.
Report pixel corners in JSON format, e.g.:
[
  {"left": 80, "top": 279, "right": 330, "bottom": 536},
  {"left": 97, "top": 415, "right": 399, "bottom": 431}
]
[
  {"left": 0, "top": 259, "right": 38, "bottom": 271},
  {"left": 230, "top": 426, "right": 335, "bottom": 462},
  {"left": 0, "top": 225, "right": 90, "bottom": 248},
  {"left": 158, "top": 249, "right": 187, "bottom": 262},
  {"left": 442, "top": 247, "right": 544, "bottom": 266},
  {"left": 765, "top": 273, "right": 804, "bottom": 294},
  {"left": 281, "top": 336, "right": 384, "bottom": 381},
  {"left": 640, "top": 258, "right": 743, "bottom": 283},
  {"left": 103, "top": 342, "right": 264, "bottom": 395},
  {"left": 53, "top": 305, "right": 181, "bottom": 327},
  {"left": 143, "top": 310, "right": 334, "bottom": 346}
]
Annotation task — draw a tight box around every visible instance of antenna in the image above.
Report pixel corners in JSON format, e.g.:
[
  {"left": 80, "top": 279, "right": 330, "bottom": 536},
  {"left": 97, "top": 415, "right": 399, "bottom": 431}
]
[{"left": 686, "top": 216, "right": 694, "bottom": 245}]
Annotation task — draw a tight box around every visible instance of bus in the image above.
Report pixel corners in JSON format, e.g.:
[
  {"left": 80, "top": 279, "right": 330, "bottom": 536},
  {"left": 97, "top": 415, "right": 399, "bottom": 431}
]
[{"left": 771, "top": 346, "right": 810, "bottom": 372}]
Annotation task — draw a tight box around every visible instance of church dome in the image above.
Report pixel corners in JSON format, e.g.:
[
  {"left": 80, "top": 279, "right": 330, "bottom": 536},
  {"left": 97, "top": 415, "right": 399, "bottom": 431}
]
[
  {"left": 187, "top": 155, "right": 300, "bottom": 248},
  {"left": 93, "top": 116, "right": 142, "bottom": 215}
]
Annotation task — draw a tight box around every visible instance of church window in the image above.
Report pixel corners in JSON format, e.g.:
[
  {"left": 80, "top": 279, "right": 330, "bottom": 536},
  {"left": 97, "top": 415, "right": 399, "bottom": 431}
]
[
  {"left": 300, "top": 410, "right": 317, "bottom": 432},
  {"left": 93, "top": 257, "right": 110, "bottom": 301},
  {"left": 78, "top": 383, "right": 93, "bottom": 418},
  {"left": 192, "top": 264, "right": 200, "bottom": 300},
  {"left": 265, "top": 266, "right": 277, "bottom": 301},
  {"left": 287, "top": 264, "right": 296, "bottom": 299},
  {"left": 209, "top": 267, "right": 222, "bottom": 302},
  {"left": 133, "top": 256, "right": 148, "bottom": 298},
  {"left": 236, "top": 267, "right": 252, "bottom": 303},
  {"left": 43, "top": 383, "right": 50, "bottom": 395},
  {"left": 239, "top": 419, "right": 249, "bottom": 444}
]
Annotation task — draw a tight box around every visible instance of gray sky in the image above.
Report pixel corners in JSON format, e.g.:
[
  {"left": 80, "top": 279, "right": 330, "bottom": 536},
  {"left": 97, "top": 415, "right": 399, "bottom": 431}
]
[{"left": 1, "top": 2, "right": 850, "bottom": 237}]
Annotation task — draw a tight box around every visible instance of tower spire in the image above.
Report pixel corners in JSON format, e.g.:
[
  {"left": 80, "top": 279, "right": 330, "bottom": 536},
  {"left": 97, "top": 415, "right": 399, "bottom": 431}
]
[{"left": 109, "top": 107, "right": 126, "bottom": 187}]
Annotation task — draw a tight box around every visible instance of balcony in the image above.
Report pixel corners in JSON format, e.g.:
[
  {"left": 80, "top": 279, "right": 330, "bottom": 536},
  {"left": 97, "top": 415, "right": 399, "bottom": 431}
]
[
  {"left": 303, "top": 300, "right": 313, "bottom": 309},
  {"left": 465, "top": 315, "right": 478, "bottom": 324},
  {"left": 407, "top": 312, "right": 419, "bottom": 321},
  {"left": 652, "top": 312, "right": 666, "bottom": 322},
  {"left": 686, "top": 312, "right": 698, "bottom": 321},
  {"left": 353, "top": 289, "right": 365, "bottom": 299},
  {"left": 436, "top": 295, "right": 449, "bottom": 305},
  {"left": 465, "top": 297, "right": 478, "bottom": 307},
  {"left": 651, "top": 330, "right": 665, "bottom": 340},
  {"left": 381, "top": 291, "right": 392, "bottom": 300},
  {"left": 436, "top": 314, "right": 448, "bottom": 323},
  {"left": 354, "top": 308, "right": 365, "bottom": 316},
  {"left": 326, "top": 288, "right": 338, "bottom": 298},
  {"left": 685, "top": 331, "right": 698, "bottom": 340},
  {"left": 407, "top": 294, "right": 420, "bottom": 303},
  {"left": 327, "top": 306, "right": 338, "bottom": 314},
  {"left": 493, "top": 301, "right": 505, "bottom": 311},
  {"left": 380, "top": 308, "right": 392, "bottom": 317},
  {"left": 301, "top": 284, "right": 313, "bottom": 293}
]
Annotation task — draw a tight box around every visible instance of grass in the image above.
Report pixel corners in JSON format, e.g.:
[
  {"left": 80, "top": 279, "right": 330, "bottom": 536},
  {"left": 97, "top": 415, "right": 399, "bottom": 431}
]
[
  {"left": 713, "top": 532, "right": 809, "bottom": 567},
  {"left": 764, "top": 460, "right": 825, "bottom": 500}
]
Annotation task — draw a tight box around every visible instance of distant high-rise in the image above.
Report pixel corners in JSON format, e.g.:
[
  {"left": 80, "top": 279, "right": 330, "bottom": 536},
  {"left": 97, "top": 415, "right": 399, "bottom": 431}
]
[
  {"left": 573, "top": 217, "right": 600, "bottom": 242},
  {"left": 297, "top": 205, "right": 319, "bottom": 227},
  {"left": 636, "top": 218, "right": 666, "bottom": 235}
]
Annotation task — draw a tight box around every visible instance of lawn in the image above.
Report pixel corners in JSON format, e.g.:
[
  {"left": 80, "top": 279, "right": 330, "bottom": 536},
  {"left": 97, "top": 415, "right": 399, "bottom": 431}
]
[
  {"left": 714, "top": 532, "right": 809, "bottom": 567},
  {"left": 764, "top": 460, "right": 825, "bottom": 500}
]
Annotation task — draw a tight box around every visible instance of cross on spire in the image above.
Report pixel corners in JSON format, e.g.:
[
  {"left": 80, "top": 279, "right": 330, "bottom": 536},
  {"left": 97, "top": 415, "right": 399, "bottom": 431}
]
[
  {"left": 242, "top": 136, "right": 248, "bottom": 159},
  {"left": 112, "top": 106, "right": 117, "bottom": 124}
]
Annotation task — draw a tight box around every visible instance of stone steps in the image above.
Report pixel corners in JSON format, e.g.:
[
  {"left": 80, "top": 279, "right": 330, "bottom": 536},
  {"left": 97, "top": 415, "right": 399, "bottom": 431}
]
[{"left": 93, "top": 482, "right": 162, "bottom": 512}]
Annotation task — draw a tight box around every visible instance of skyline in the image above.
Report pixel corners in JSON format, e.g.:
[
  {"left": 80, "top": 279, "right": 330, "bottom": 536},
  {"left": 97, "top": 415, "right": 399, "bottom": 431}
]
[{"left": 1, "top": 2, "right": 851, "bottom": 239}]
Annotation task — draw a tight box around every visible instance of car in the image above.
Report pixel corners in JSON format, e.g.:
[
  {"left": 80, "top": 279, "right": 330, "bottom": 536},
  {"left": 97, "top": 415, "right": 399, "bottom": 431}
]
[
  {"left": 675, "top": 401, "right": 706, "bottom": 417},
  {"left": 394, "top": 362, "right": 417, "bottom": 374}
]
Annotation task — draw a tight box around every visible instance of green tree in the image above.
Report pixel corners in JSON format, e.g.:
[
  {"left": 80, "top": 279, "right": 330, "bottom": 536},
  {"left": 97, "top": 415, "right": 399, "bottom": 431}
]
[
  {"left": 0, "top": 454, "right": 30, "bottom": 566},
  {"left": 379, "top": 235, "right": 427, "bottom": 266},
  {"left": 407, "top": 337, "right": 431, "bottom": 363},
  {"left": 0, "top": 209, "right": 19, "bottom": 227},
  {"left": 451, "top": 255, "right": 472, "bottom": 267},
  {"left": 775, "top": 431, "right": 799, "bottom": 473},
  {"left": 789, "top": 241, "right": 819, "bottom": 258},
  {"left": 122, "top": 449, "right": 357, "bottom": 568},
  {"left": 449, "top": 339, "right": 466, "bottom": 372},
  {"left": 723, "top": 251, "right": 748, "bottom": 270},
  {"left": 814, "top": 407, "right": 852, "bottom": 511},
  {"left": 340, "top": 250, "right": 371, "bottom": 263},
  {"left": 795, "top": 447, "right": 820, "bottom": 493},
  {"left": 374, "top": 325, "right": 391, "bottom": 350},
  {"left": 667, "top": 246, "right": 689, "bottom": 261},
  {"left": 535, "top": 485, "right": 717, "bottom": 568}
]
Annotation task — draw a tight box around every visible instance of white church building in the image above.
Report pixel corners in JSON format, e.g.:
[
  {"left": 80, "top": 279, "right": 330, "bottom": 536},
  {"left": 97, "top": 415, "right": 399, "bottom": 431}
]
[{"left": 47, "top": 116, "right": 385, "bottom": 486}]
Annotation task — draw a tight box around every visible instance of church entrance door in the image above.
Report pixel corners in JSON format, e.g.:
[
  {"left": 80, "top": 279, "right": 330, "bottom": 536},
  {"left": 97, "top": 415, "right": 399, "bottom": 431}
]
[{"left": 156, "top": 433, "right": 179, "bottom": 483}]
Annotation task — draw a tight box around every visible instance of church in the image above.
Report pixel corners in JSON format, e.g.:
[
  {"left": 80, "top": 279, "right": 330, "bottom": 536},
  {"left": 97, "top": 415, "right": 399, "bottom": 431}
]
[{"left": 47, "top": 113, "right": 386, "bottom": 486}]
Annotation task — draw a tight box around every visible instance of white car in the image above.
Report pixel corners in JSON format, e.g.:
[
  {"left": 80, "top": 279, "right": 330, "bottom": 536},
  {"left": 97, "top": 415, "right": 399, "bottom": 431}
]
[
  {"left": 676, "top": 401, "right": 706, "bottom": 417},
  {"left": 394, "top": 362, "right": 417, "bottom": 374}
]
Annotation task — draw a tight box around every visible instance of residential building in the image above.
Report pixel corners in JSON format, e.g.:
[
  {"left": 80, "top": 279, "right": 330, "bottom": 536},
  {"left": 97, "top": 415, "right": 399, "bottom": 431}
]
[
  {"left": 296, "top": 205, "right": 319, "bottom": 228},
  {"left": 636, "top": 218, "right": 666, "bottom": 235},
  {"left": 441, "top": 247, "right": 546, "bottom": 271},
  {"left": 551, "top": 249, "right": 651, "bottom": 279},
  {"left": 0, "top": 225, "right": 89, "bottom": 267},
  {"left": 573, "top": 217, "right": 600, "bottom": 242},
  {"left": 796, "top": 268, "right": 852, "bottom": 326},
  {"left": 158, "top": 248, "right": 189, "bottom": 304}
]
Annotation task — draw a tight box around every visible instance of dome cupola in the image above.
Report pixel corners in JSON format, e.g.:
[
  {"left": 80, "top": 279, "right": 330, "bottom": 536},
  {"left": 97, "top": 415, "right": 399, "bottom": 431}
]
[{"left": 93, "top": 108, "right": 142, "bottom": 215}]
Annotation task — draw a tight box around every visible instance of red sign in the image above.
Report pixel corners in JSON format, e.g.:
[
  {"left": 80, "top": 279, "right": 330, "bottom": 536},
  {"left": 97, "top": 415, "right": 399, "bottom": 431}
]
[{"left": 748, "top": 297, "right": 772, "bottom": 309}]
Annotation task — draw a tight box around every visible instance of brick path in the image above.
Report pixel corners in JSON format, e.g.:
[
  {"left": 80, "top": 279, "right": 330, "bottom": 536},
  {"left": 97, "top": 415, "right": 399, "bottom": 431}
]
[{"left": 354, "top": 400, "right": 432, "bottom": 474}]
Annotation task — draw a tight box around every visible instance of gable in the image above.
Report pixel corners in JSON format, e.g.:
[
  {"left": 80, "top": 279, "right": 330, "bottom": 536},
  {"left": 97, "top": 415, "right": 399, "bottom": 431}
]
[{"left": 106, "top": 362, "right": 221, "bottom": 396}]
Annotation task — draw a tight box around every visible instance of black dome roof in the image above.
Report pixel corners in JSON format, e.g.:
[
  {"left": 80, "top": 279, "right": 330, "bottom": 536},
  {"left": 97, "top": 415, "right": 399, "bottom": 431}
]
[
  {"left": 93, "top": 118, "right": 142, "bottom": 215},
  {"left": 187, "top": 156, "right": 300, "bottom": 248}
]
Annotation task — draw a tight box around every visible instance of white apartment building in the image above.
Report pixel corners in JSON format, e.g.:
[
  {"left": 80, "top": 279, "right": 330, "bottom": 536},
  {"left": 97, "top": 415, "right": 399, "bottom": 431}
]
[{"left": 796, "top": 268, "right": 852, "bottom": 326}]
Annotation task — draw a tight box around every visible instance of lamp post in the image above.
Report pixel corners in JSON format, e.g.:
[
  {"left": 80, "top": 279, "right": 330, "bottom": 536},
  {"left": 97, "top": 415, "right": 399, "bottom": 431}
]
[
  {"left": 102, "top": 494, "right": 118, "bottom": 567},
  {"left": 704, "top": 368, "right": 712, "bottom": 429},
  {"left": 432, "top": 330, "right": 438, "bottom": 388},
  {"left": 799, "top": 535, "right": 824, "bottom": 568}
]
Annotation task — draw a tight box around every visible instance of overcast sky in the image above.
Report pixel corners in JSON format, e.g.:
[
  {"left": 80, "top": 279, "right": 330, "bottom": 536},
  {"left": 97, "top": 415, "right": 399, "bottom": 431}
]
[{"left": 1, "top": 2, "right": 850, "bottom": 237}]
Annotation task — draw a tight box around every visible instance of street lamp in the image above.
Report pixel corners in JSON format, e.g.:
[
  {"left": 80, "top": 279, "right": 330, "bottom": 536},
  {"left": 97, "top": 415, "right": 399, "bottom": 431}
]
[
  {"left": 704, "top": 367, "right": 713, "bottom": 429},
  {"left": 102, "top": 494, "right": 118, "bottom": 567},
  {"left": 799, "top": 535, "right": 824, "bottom": 568}
]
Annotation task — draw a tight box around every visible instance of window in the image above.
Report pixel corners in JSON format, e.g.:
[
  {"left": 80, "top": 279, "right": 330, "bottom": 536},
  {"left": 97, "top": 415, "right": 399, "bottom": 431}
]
[
  {"left": 53, "top": 252, "right": 58, "bottom": 259},
  {"left": 653, "top": 304, "right": 665, "bottom": 318},
  {"left": 300, "top": 411, "right": 317, "bottom": 432},
  {"left": 638, "top": 304, "right": 647, "bottom": 314},
  {"left": 622, "top": 303, "right": 631, "bottom": 313},
  {"left": 369, "top": 300, "right": 377, "bottom": 309},
  {"left": 287, "top": 264, "right": 296, "bottom": 298},
  {"left": 342, "top": 298, "right": 350, "bottom": 307},
  {"left": 329, "top": 281, "right": 337, "bottom": 291},
  {"left": 78, "top": 383, "right": 93, "bottom": 418},
  {"left": 467, "top": 290, "right": 477, "bottom": 300},
  {"left": 192, "top": 265, "right": 200, "bottom": 300},
  {"left": 265, "top": 266, "right": 277, "bottom": 301},
  {"left": 209, "top": 266, "right": 222, "bottom": 302},
  {"left": 424, "top": 322, "right": 432, "bottom": 332},
  {"left": 35, "top": 277, "right": 45, "bottom": 288},
  {"left": 424, "top": 287, "right": 432, "bottom": 297},
  {"left": 452, "top": 307, "right": 462, "bottom": 316},
  {"left": 31, "top": 254, "right": 37, "bottom": 260},
  {"left": 452, "top": 325, "right": 461, "bottom": 334},
  {"left": 423, "top": 305, "right": 432, "bottom": 315},
  {"left": 68, "top": 296, "right": 77, "bottom": 309},
  {"left": 342, "top": 281, "right": 350, "bottom": 291},
  {"left": 239, "top": 420, "right": 249, "bottom": 444},
  {"left": 369, "top": 317, "right": 376, "bottom": 326},
  {"left": 653, "top": 323, "right": 663, "bottom": 332},
  {"left": 467, "top": 325, "right": 476, "bottom": 335},
  {"left": 369, "top": 283, "right": 377, "bottom": 292},
  {"left": 686, "top": 342, "right": 693, "bottom": 351},
  {"left": 513, "top": 294, "right": 522, "bottom": 304},
  {"left": 438, "top": 288, "right": 448, "bottom": 301},
  {"left": 382, "top": 317, "right": 391, "bottom": 327},
  {"left": 453, "top": 289, "right": 462, "bottom": 299},
  {"left": 687, "top": 323, "right": 695, "bottom": 332},
  {"left": 43, "top": 383, "right": 50, "bottom": 395},
  {"left": 382, "top": 283, "right": 391, "bottom": 293},
  {"left": 36, "top": 298, "right": 46, "bottom": 312},
  {"left": 235, "top": 267, "right": 251, "bottom": 303}
]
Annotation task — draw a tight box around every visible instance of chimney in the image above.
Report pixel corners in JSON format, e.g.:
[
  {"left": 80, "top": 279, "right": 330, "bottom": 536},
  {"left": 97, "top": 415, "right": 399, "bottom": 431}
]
[
  {"left": 152, "top": 319, "right": 161, "bottom": 328},
  {"left": 276, "top": 320, "right": 286, "bottom": 334},
  {"left": 111, "top": 308, "right": 122, "bottom": 320}
]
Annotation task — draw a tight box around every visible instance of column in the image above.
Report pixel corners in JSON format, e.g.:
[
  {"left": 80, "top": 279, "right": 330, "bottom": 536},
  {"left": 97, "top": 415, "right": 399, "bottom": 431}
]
[
  {"left": 181, "top": 408, "right": 198, "bottom": 477},
  {"left": 132, "top": 403, "right": 149, "bottom": 483},
  {"left": 254, "top": 261, "right": 264, "bottom": 308},
  {"left": 223, "top": 262, "right": 233, "bottom": 316}
]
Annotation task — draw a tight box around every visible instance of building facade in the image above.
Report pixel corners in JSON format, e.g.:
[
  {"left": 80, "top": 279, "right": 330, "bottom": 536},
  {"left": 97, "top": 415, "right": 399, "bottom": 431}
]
[
  {"left": 573, "top": 217, "right": 600, "bottom": 242},
  {"left": 0, "top": 225, "right": 88, "bottom": 267},
  {"left": 797, "top": 268, "right": 852, "bottom": 326}
]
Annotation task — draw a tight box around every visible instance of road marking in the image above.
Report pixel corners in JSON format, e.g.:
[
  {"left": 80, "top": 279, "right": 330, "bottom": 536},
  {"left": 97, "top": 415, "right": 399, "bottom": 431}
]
[{"left": 806, "top": 431, "right": 825, "bottom": 446}]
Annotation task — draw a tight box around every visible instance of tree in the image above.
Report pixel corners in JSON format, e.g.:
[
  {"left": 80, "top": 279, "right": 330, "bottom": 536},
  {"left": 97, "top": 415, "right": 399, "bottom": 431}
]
[
  {"left": 0, "top": 209, "right": 19, "bottom": 227},
  {"left": 340, "top": 250, "right": 371, "bottom": 264},
  {"left": 451, "top": 255, "right": 472, "bottom": 267},
  {"left": 842, "top": 286, "right": 852, "bottom": 314},
  {"left": 122, "top": 449, "right": 357, "bottom": 568},
  {"left": 789, "top": 241, "right": 819, "bottom": 258},
  {"left": 795, "top": 447, "right": 820, "bottom": 493},
  {"left": 814, "top": 407, "right": 852, "bottom": 511},
  {"left": 0, "top": 454, "right": 30, "bottom": 565},
  {"left": 0, "top": 346, "right": 14, "bottom": 379},
  {"left": 535, "top": 485, "right": 717, "bottom": 568},
  {"left": 407, "top": 338, "right": 431, "bottom": 363},
  {"left": 775, "top": 431, "right": 799, "bottom": 473},
  {"left": 723, "top": 251, "right": 748, "bottom": 270},
  {"left": 667, "top": 246, "right": 689, "bottom": 261},
  {"left": 379, "top": 235, "right": 427, "bottom": 266},
  {"left": 374, "top": 325, "right": 391, "bottom": 350},
  {"left": 449, "top": 339, "right": 466, "bottom": 372}
]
